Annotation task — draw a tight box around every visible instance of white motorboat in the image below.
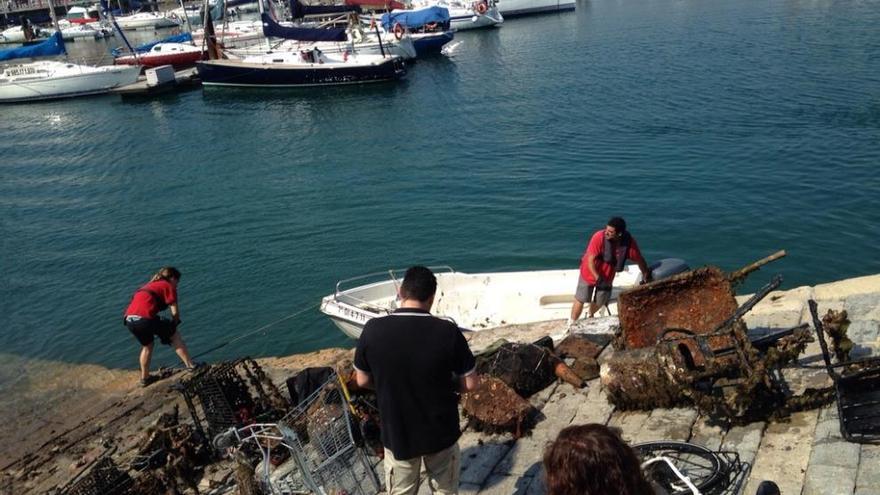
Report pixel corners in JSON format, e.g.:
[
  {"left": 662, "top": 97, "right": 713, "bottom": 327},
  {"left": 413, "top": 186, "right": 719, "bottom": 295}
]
[
  {"left": 320, "top": 260, "right": 689, "bottom": 339},
  {"left": 0, "top": 60, "right": 140, "bottom": 102},
  {"left": 410, "top": 0, "right": 503, "bottom": 31},
  {"left": 0, "top": 25, "right": 50, "bottom": 44},
  {"left": 51, "top": 20, "right": 101, "bottom": 40},
  {"left": 0, "top": 32, "right": 140, "bottom": 102},
  {"left": 114, "top": 11, "right": 183, "bottom": 30},
  {"left": 493, "top": 0, "right": 573, "bottom": 17}
]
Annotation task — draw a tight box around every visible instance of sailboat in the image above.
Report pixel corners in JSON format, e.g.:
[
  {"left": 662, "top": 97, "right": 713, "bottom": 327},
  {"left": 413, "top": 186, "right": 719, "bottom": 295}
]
[
  {"left": 196, "top": 1, "right": 407, "bottom": 88},
  {"left": 114, "top": 33, "right": 205, "bottom": 68},
  {"left": 0, "top": 31, "right": 140, "bottom": 102},
  {"left": 224, "top": 0, "right": 418, "bottom": 60}
]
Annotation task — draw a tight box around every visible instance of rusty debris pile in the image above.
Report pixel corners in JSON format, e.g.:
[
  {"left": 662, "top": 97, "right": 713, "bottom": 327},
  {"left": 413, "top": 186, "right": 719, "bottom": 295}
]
[
  {"left": 57, "top": 457, "right": 133, "bottom": 495},
  {"left": 49, "top": 359, "right": 293, "bottom": 495},
  {"left": 178, "top": 358, "right": 290, "bottom": 443},
  {"left": 602, "top": 251, "right": 839, "bottom": 423},
  {"left": 461, "top": 335, "right": 600, "bottom": 436},
  {"left": 56, "top": 405, "right": 214, "bottom": 495},
  {"left": 809, "top": 300, "right": 880, "bottom": 443}
]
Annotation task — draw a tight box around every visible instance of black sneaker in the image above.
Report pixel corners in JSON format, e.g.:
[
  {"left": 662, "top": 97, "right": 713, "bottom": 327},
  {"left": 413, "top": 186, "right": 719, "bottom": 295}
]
[
  {"left": 188, "top": 361, "right": 207, "bottom": 371},
  {"left": 140, "top": 375, "right": 160, "bottom": 388},
  {"left": 755, "top": 481, "right": 780, "bottom": 495}
]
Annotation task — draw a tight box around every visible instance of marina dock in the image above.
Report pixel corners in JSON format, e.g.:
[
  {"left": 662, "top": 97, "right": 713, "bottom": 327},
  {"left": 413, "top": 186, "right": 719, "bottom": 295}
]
[{"left": 110, "top": 66, "right": 200, "bottom": 97}]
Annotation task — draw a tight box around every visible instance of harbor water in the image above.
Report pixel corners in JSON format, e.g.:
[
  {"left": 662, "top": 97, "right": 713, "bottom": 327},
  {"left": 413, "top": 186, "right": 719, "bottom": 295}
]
[{"left": 1, "top": 0, "right": 879, "bottom": 382}]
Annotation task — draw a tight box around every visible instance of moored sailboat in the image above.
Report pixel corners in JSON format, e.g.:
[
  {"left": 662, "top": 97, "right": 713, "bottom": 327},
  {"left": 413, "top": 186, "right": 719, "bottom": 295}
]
[
  {"left": 114, "top": 32, "right": 205, "bottom": 68},
  {"left": 196, "top": 6, "right": 407, "bottom": 88},
  {"left": 370, "top": 6, "right": 454, "bottom": 56},
  {"left": 0, "top": 32, "right": 140, "bottom": 102},
  {"left": 409, "top": 0, "right": 502, "bottom": 31}
]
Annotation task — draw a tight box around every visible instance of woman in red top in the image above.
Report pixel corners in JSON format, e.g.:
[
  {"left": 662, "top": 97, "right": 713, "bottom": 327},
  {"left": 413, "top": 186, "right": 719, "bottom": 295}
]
[{"left": 123, "top": 266, "right": 196, "bottom": 386}]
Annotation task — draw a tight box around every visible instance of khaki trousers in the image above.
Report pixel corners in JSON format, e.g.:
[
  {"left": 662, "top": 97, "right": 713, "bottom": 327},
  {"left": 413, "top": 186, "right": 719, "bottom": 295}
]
[{"left": 384, "top": 443, "right": 461, "bottom": 495}]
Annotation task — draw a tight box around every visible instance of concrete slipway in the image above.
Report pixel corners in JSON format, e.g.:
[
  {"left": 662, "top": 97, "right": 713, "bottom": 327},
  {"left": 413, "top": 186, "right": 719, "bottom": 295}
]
[{"left": 1, "top": 274, "right": 877, "bottom": 494}]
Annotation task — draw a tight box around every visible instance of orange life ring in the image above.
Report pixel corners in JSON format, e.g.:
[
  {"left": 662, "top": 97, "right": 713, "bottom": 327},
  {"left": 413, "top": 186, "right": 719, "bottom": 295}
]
[
  {"left": 475, "top": 1, "right": 488, "bottom": 14},
  {"left": 393, "top": 22, "right": 404, "bottom": 40}
]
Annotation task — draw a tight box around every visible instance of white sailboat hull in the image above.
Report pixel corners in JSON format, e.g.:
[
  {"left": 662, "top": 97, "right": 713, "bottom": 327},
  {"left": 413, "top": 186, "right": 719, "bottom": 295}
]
[
  {"left": 494, "top": 0, "right": 574, "bottom": 17},
  {"left": 0, "top": 62, "right": 141, "bottom": 102},
  {"left": 115, "top": 13, "right": 181, "bottom": 30}
]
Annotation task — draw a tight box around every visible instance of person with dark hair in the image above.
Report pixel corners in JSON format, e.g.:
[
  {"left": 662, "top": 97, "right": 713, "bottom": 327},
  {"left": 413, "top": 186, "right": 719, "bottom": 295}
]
[
  {"left": 543, "top": 424, "right": 655, "bottom": 495},
  {"left": 354, "top": 265, "right": 479, "bottom": 495},
  {"left": 20, "top": 16, "right": 34, "bottom": 41},
  {"left": 122, "top": 266, "right": 197, "bottom": 387},
  {"left": 569, "top": 216, "right": 652, "bottom": 323}
]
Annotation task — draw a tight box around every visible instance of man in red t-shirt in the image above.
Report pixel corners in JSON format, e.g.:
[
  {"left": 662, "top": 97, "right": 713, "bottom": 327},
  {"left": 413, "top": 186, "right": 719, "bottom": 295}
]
[
  {"left": 570, "top": 217, "right": 653, "bottom": 322},
  {"left": 123, "top": 266, "right": 197, "bottom": 387}
]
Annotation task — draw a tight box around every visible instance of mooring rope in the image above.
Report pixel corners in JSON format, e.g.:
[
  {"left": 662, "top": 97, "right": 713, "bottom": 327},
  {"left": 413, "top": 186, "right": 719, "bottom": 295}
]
[{"left": 188, "top": 302, "right": 320, "bottom": 362}]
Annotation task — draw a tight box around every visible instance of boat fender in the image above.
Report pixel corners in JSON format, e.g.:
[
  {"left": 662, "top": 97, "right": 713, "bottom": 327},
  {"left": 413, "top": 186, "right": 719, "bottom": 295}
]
[
  {"left": 393, "top": 22, "right": 404, "bottom": 40},
  {"left": 475, "top": 1, "right": 488, "bottom": 14},
  {"left": 369, "top": 16, "right": 376, "bottom": 29}
]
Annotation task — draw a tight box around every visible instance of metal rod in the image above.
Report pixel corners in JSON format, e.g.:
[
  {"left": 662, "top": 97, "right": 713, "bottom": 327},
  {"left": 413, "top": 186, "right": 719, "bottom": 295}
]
[{"left": 729, "top": 250, "right": 787, "bottom": 283}]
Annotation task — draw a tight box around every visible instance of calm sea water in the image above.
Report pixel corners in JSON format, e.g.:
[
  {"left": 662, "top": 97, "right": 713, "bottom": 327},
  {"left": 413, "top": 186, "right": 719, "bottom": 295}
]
[{"left": 1, "top": 0, "right": 879, "bottom": 380}]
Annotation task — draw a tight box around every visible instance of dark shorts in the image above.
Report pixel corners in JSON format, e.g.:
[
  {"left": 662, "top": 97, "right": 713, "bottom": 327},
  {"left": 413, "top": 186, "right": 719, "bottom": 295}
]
[
  {"left": 125, "top": 317, "right": 177, "bottom": 346},
  {"left": 574, "top": 278, "right": 611, "bottom": 306}
]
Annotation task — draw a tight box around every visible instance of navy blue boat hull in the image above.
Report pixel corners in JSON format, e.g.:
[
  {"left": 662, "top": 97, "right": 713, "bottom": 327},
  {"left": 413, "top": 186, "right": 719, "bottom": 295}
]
[
  {"left": 412, "top": 32, "right": 454, "bottom": 56},
  {"left": 196, "top": 57, "right": 406, "bottom": 87}
]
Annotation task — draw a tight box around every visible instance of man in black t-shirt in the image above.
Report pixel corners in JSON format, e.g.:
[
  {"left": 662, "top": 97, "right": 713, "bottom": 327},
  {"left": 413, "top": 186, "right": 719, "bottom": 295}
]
[{"left": 354, "top": 266, "right": 478, "bottom": 495}]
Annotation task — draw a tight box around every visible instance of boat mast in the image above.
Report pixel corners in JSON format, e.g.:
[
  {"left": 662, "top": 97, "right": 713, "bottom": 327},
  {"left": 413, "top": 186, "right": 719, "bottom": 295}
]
[
  {"left": 45, "top": 0, "right": 60, "bottom": 33},
  {"left": 178, "top": 0, "right": 194, "bottom": 39},
  {"left": 257, "top": 0, "right": 270, "bottom": 52},
  {"left": 101, "top": 0, "right": 138, "bottom": 63}
]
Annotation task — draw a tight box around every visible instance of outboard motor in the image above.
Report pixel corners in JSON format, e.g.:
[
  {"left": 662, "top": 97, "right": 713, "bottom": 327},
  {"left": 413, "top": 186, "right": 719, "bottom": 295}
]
[{"left": 648, "top": 258, "right": 689, "bottom": 282}]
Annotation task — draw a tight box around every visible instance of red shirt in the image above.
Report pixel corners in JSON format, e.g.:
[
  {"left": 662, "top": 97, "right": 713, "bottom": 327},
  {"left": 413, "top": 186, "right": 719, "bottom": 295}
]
[
  {"left": 124, "top": 279, "right": 177, "bottom": 318},
  {"left": 579, "top": 229, "right": 644, "bottom": 285}
]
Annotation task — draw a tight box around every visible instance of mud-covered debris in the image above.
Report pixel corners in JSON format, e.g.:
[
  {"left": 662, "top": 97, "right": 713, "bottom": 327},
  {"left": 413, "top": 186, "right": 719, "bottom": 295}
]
[
  {"left": 822, "top": 309, "right": 852, "bottom": 362},
  {"left": 57, "top": 456, "right": 133, "bottom": 495},
  {"left": 462, "top": 377, "right": 537, "bottom": 437},
  {"left": 556, "top": 334, "right": 604, "bottom": 382},
  {"left": 601, "top": 348, "right": 682, "bottom": 410},
  {"left": 127, "top": 404, "right": 211, "bottom": 494},
  {"left": 555, "top": 335, "right": 603, "bottom": 360},
  {"left": 568, "top": 357, "right": 600, "bottom": 382},
  {"left": 605, "top": 319, "right": 825, "bottom": 424},
  {"left": 475, "top": 342, "right": 559, "bottom": 397},
  {"left": 233, "top": 450, "right": 260, "bottom": 495}
]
